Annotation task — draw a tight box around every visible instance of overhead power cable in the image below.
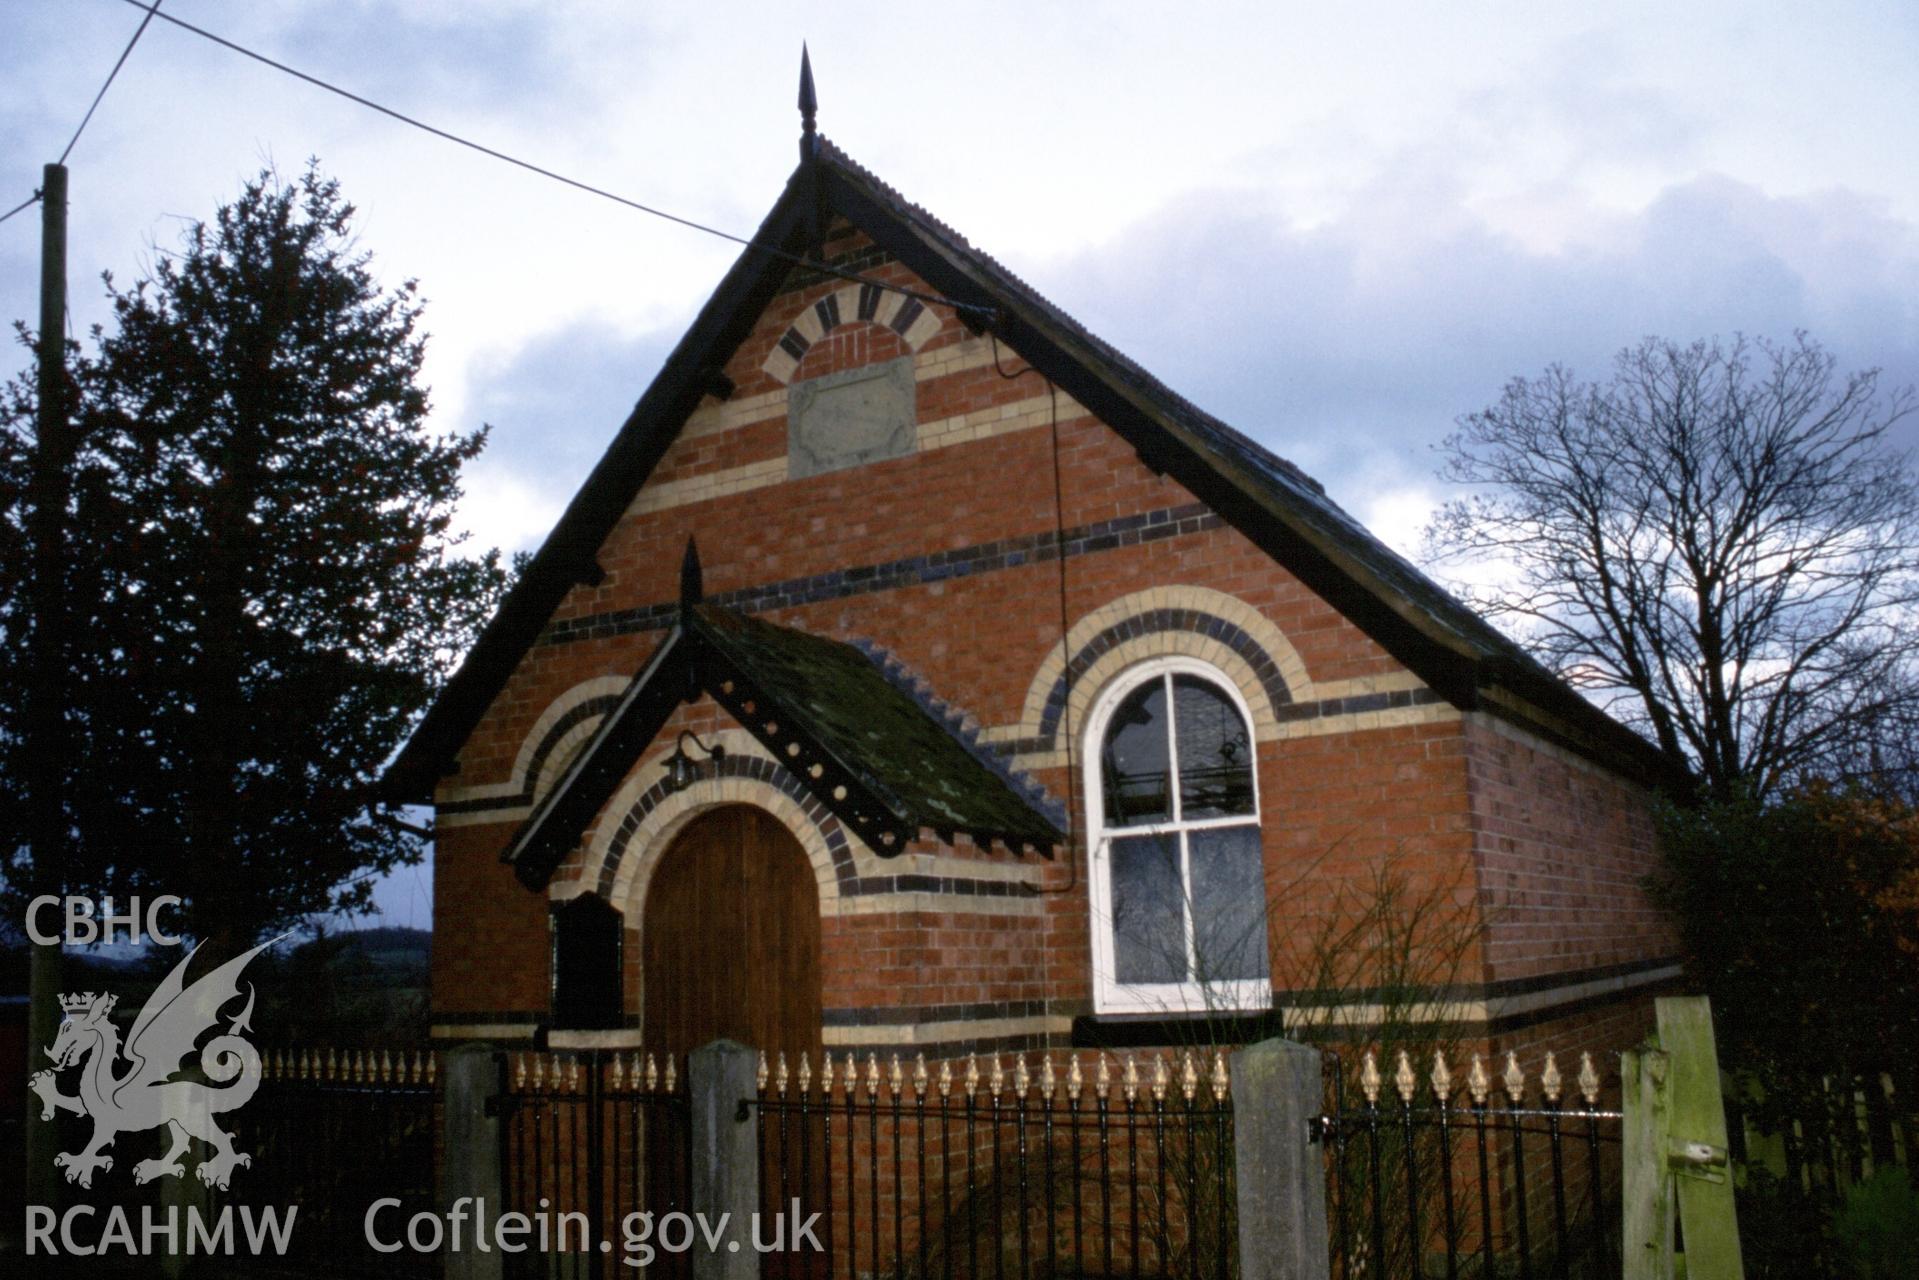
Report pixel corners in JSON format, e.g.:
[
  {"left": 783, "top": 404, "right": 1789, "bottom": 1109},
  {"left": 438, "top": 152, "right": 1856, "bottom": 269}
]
[
  {"left": 61, "top": 0, "right": 164, "bottom": 164},
  {"left": 0, "top": 0, "right": 163, "bottom": 234},
  {"left": 113, "top": 0, "right": 992, "bottom": 320},
  {"left": 0, "top": 192, "right": 39, "bottom": 226}
]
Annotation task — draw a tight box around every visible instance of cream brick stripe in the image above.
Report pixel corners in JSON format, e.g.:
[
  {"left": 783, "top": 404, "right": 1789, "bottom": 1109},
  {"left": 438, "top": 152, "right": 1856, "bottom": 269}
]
[
  {"left": 425, "top": 1022, "right": 1071, "bottom": 1054},
  {"left": 823, "top": 1014, "right": 1074, "bottom": 1048},
  {"left": 1280, "top": 960, "right": 1682, "bottom": 1031},
  {"left": 632, "top": 390, "right": 1085, "bottom": 516},
  {"left": 429, "top": 1022, "right": 538, "bottom": 1042},
  {"left": 679, "top": 334, "right": 1022, "bottom": 441}
]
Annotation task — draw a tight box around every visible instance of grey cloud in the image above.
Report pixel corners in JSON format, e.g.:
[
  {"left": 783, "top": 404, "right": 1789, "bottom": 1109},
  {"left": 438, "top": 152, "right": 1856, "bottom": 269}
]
[
  {"left": 1466, "top": 29, "right": 1702, "bottom": 170},
  {"left": 448, "top": 175, "right": 1919, "bottom": 559},
  {"left": 264, "top": 3, "right": 612, "bottom": 125},
  {"left": 460, "top": 318, "right": 679, "bottom": 545},
  {"left": 1036, "top": 174, "right": 1919, "bottom": 512}
]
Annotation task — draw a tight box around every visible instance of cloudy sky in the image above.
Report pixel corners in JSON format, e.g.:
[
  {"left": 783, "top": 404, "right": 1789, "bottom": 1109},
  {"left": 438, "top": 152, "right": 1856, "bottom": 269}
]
[{"left": 6, "top": 2, "right": 1917, "bottom": 927}]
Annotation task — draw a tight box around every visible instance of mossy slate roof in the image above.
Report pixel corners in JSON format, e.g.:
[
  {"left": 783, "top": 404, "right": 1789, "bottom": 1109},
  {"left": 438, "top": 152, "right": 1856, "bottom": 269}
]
[
  {"left": 692, "top": 605, "right": 1063, "bottom": 846},
  {"left": 502, "top": 601, "right": 1063, "bottom": 885}
]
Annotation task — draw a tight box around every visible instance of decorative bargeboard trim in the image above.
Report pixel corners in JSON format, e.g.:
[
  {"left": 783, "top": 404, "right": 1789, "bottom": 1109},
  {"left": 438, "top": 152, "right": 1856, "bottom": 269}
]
[{"left": 557, "top": 728, "right": 1045, "bottom": 919}]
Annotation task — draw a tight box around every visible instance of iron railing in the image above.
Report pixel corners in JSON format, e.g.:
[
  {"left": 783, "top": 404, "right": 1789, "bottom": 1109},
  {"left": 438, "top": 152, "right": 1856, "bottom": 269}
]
[
  {"left": 748, "top": 1048, "right": 1237, "bottom": 1280},
  {"left": 214, "top": 1046, "right": 440, "bottom": 1278},
  {"left": 1316, "top": 1049, "right": 1619, "bottom": 1280},
  {"left": 494, "top": 1048, "right": 693, "bottom": 1280}
]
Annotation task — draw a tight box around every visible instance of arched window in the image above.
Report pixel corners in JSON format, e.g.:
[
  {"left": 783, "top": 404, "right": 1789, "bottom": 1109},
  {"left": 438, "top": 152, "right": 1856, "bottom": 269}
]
[{"left": 1084, "top": 660, "right": 1272, "bottom": 1013}]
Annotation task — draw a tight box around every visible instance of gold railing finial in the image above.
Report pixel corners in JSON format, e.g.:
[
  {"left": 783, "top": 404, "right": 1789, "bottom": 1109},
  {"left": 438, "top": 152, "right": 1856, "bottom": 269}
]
[{"left": 1578, "top": 1052, "right": 1600, "bottom": 1106}]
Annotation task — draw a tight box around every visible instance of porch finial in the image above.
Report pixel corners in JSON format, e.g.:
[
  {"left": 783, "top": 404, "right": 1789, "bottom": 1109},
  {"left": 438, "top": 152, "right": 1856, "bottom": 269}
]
[
  {"left": 798, "top": 44, "right": 819, "bottom": 159},
  {"left": 679, "top": 536, "right": 703, "bottom": 619}
]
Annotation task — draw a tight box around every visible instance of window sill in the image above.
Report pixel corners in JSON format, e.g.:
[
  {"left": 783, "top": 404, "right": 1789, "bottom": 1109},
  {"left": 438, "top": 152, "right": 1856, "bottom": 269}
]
[{"left": 1069, "top": 1008, "right": 1290, "bottom": 1051}]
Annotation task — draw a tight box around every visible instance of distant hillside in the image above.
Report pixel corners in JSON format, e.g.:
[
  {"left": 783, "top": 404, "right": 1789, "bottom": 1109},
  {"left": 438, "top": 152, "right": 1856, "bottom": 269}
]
[
  {"left": 309, "top": 925, "right": 430, "bottom": 972},
  {"left": 0, "top": 923, "right": 434, "bottom": 1046},
  {"left": 256, "top": 925, "right": 431, "bottom": 1046}
]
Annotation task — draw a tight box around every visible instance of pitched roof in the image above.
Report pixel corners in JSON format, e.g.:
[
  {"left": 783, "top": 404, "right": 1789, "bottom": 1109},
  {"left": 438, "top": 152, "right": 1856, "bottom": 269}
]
[
  {"left": 503, "top": 596, "right": 1063, "bottom": 887},
  {"left": 385, "top": 139, "right": 1673, "bottom": 804}
]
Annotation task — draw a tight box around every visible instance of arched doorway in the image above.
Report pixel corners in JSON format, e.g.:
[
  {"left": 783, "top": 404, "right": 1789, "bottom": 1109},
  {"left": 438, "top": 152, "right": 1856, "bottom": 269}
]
[{"left": 640, "top": 804, "right": 823, "bottom": 1062}]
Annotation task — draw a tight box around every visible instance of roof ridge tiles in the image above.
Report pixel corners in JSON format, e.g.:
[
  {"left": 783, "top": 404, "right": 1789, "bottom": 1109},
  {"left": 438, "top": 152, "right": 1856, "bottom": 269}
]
[{"left": 850, "top": 634, "right": 1070, "bottom": 832}]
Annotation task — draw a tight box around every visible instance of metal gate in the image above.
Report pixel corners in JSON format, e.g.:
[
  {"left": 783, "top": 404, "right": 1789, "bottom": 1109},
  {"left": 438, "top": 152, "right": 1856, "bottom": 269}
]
[
  {"left": 1316, "top": 1049, "right": 1621, "bottom": 1280},
  {"left": 494, "top": 1049, "right": 693, "bottom": 1280},
  {"left": 746, "top": 1048, "right": 1238, "bottom": 1280}
]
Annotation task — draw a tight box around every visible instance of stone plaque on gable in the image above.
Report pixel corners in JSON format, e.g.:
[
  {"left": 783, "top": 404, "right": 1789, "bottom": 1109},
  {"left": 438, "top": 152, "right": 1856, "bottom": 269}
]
[{"left": 787, "top": 356, "right": 917, "bottom": 478}]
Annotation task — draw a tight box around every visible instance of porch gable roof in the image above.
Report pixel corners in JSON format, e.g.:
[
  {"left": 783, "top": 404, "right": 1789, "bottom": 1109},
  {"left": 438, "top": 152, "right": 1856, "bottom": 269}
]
[{"left": 503, "top": 592, "right": 1064, "bottom": 888}]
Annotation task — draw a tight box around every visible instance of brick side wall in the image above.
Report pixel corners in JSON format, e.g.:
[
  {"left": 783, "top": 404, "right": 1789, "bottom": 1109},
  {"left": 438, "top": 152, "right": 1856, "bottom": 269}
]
[
  {"left": 1462, "top": 712, "right": 1675, "bottom": 989},
  {"left": 432, "top": 823, "right": 552, "bottom": 1017}
]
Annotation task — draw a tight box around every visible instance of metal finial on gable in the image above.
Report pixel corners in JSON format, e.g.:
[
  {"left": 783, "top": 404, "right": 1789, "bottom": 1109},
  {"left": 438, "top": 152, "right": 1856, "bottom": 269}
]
[
  {"left": 680, "top": 537, "right": 703, "bottom": 619},
  {"left": 798, "top": 44, "right": 819, "bottom": 159}
]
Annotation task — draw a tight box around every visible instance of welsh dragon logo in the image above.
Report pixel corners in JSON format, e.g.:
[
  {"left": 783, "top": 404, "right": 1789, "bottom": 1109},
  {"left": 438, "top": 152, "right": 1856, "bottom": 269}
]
[{"left": 29, "top": 937, "right": 280, "bottom": 1190}]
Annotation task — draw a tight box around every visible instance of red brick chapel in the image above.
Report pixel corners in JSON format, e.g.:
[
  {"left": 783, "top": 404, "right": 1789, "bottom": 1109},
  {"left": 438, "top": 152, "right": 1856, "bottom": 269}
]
[{"left": 382, "top": 82, "right": 1681, "bottom": 1077}]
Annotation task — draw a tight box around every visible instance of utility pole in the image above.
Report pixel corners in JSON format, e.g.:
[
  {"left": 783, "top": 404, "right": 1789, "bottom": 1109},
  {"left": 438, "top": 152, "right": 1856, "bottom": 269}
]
[{"left": 25, "top": 160, "right": 69, "bottom": 1212}]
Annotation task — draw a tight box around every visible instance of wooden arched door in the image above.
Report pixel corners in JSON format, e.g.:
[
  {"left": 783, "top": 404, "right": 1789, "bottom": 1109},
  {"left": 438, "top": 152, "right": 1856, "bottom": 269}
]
[
  {"left": 640, "top": 805, "right": 823, "bottom": 1062},
  {"left": 642, "top": 805, "right": 825, "bottom": 1263}
]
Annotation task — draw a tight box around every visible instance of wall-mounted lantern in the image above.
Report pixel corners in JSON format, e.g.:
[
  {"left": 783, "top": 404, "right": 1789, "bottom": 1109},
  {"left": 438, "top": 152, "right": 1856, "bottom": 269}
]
[{"left": 661, "top": 729, "right": 726, "bottom": 794}]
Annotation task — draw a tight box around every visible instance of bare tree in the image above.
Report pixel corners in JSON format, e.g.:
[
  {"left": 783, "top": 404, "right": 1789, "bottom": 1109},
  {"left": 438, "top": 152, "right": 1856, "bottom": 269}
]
[{"left": 1426, "top": 333, "right": 1919, "bottom": 796}]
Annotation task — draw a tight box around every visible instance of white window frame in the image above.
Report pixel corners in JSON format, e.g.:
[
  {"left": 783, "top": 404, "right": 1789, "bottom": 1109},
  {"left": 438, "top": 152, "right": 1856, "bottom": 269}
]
[{"left": 1083, "top": 657, "right": 1273, "bottom": 1015}]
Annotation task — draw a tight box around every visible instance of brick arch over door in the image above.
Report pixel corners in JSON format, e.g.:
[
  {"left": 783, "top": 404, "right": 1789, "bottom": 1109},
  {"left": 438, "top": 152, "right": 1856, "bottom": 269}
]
[
  {"left": 571, "top": 729, "right": 1048, "bottom": 912},
  {"left": 591, "top": 739, "right": 851, "bottom": 907}
]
